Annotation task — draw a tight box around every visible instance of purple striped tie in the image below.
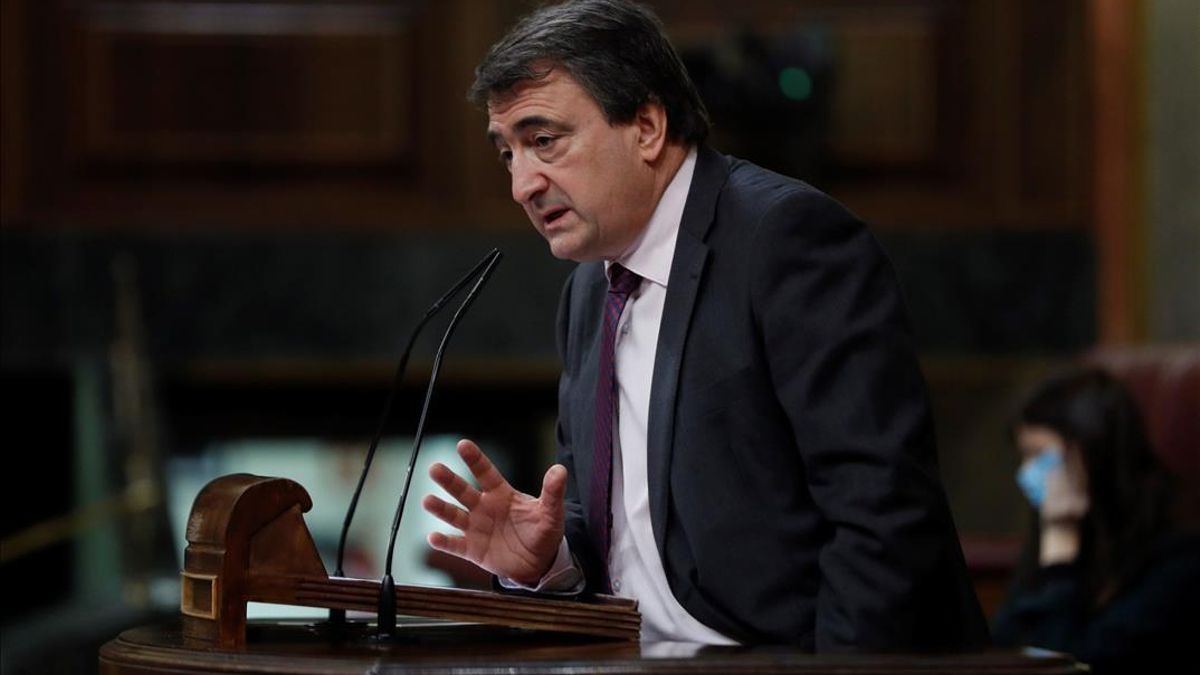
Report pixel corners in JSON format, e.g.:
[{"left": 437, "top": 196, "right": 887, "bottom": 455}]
[{"left": 588, "top": 263, "right": 641, "bottom": 594}]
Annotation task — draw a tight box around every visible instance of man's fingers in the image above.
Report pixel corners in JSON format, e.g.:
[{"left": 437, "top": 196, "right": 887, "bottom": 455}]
[
  {"left": 457, "top": 439, "right": 507, "bottom": 492},
  {"left": 540, "top": 464, "right": 567, "bottom": 514},
  {"left": 429, "top": 462, "right": 480, "bottom": 509},
  {"left": 422, "top": 494, "right": 469, "bottom": 531},
  {"left": 427, "top": 531, "right": 471, "bottom": 559}
]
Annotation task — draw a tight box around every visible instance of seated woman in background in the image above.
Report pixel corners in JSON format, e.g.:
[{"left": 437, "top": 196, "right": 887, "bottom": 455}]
[{"left": 992, "top": 367, "right": 1200, "bottom": 672}]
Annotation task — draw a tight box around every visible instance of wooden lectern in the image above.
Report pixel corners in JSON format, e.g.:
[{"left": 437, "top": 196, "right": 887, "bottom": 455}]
[
  {"left": 98, "top": 473, "right": 1088, "bottom": 673},
  {"left": 178, "top": 473, "right": 640, "bottom": 648}
]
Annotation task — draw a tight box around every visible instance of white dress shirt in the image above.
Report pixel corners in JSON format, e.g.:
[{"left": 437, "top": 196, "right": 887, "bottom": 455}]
[{"left": 503, "top": 148, "right": 736, "bottom": 644}]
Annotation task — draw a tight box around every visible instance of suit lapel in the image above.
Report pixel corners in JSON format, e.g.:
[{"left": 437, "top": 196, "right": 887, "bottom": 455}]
[{"left": 646, "top": 145, "right": 729, "bottom": 554}]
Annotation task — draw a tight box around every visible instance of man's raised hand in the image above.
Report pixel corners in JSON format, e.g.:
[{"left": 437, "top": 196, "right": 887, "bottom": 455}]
[{"left": 422, "top": 439, "right": 567, "bottom": 585}]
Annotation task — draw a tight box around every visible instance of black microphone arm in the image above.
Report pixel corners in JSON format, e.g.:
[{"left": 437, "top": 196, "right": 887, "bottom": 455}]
[
  {"left": 327, "top": 248, "right": 500, "bottom": 627},
  {"left": 377, "top": 249, "right": 503, "bottom": 637}
]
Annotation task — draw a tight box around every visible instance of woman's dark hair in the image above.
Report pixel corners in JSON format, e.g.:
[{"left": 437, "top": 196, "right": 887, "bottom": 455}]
[
  {"left": 468, "top": 0, "right": 710, "bottom": 145},
  {"left": 1012, "top": 367, "right": 1176, "bottom": 608}
]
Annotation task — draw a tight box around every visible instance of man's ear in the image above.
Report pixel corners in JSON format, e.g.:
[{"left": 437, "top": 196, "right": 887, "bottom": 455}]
[{"left": 634, "top": 100, "right": 669, "bottom": 162}]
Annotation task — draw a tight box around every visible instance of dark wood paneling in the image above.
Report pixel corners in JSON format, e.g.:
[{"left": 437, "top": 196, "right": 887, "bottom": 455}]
[
  {"left": 69, "top": 2, "right": 418, "bottom": 168},
  {"left": 1018, "top": 0, "right": 1088, "bottom": 210},
  {"left": 0, "top": 0, "right": 30, "bottom": 221},
  {"left": 1090, "top": 0, "right": 1146, "bottom": 344},
  {"left": 654, "top": 0, "right": 1089, "bottom": 231},
  {"left": 4, "top": 0, "right": 519, "bottom": 231},
  {"left": 3, "top": 0, "right": 1091, "bottom": 234},
  {"left": 79, "top": 30, "right": 413, "bottom": 165},
  {"left": 829, "top": 12, "right": 940, "bottom": 166},
  {"left": 660, "top": 1, "right": 951, "bottom": 176}
]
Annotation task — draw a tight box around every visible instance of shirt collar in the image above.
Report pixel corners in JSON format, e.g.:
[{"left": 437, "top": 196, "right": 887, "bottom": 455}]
[{"left": 606, "top": 146, "right": 697, "bottom": 288}]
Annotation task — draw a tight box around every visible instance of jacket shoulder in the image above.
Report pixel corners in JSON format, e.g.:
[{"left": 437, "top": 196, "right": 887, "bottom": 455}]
[
  {"left": 724, "top": 157, "right": 854, "bottom": 219},
  {"left": 713, "top": 156, "right": 864, "bottom": 244}
]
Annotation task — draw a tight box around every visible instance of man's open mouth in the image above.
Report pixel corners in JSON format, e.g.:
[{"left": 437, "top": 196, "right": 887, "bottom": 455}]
[{"left": 544, "top": 208, "right": 569, "bottom": 225}]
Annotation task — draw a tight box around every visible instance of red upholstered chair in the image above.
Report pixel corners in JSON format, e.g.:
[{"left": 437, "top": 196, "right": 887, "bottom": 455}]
[{"left": 1084, "top": 344, "right": 1200, "bottom": 520}]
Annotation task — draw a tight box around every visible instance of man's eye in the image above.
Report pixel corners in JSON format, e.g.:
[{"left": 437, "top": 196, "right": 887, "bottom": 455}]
[
  {"left": 498, "top": 150, "right": 513, "bottom": 166},
  {"left": 533, "top": 135, "right": 556, "bottom": 149}
]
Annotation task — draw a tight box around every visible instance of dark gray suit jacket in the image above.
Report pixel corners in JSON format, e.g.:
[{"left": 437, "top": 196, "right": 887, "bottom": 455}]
[{"left": 553, "top": 145, "right": 988, "bottom": 651}]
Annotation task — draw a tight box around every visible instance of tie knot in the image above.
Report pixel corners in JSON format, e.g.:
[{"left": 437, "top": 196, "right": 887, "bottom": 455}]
[{"left": 608, "top": 264, "right": 641, "bottom": 296}]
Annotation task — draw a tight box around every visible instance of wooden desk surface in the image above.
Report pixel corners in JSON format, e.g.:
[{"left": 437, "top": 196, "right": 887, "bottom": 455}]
[{"left": 99, "top": 618, "right": 1086, "bottom": 675}]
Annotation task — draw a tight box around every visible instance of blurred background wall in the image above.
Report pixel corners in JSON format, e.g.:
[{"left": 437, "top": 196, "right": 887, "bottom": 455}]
[{"left": 1, "top": 0, "right": 1196, "bottom": 672}]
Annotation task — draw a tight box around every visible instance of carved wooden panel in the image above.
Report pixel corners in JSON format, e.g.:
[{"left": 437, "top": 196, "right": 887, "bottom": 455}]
[{"left": 74, "top": 2, "right": 414, "bottom": 166}]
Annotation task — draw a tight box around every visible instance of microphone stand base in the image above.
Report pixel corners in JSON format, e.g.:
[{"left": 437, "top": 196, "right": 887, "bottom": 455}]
[
  {"left": 303, "top": 618, "right": 372, "bottom": 645},
  {"left": 365, "top": 630, "right": 421, "bottom": 645}
]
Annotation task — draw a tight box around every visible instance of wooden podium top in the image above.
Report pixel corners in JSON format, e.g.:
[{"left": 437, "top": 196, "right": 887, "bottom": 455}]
[{"left": 99, "top": 618, "right": 1086, "bottom": 675}]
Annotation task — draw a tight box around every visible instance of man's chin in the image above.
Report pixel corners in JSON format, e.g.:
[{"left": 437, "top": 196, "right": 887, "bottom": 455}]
[{"left": 546, "top": 236, "right": 599, "bottom": 263}]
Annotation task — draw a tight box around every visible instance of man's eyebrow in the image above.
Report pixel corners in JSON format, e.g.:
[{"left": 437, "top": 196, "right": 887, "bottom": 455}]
[
  {"left": 486, "top": 115, "right": 572, "bottom": 146},
  {"left": 514, "top": 115, "right": 569, "bottom": 134}
]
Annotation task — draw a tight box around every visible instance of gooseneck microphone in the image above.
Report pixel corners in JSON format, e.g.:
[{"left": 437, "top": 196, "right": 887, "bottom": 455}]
[
  {"left": 377, "top": 249, "right": 503, "bottom": 637},
  {"left": 327, "top": 248, "right": 501, "bottom": 628}
]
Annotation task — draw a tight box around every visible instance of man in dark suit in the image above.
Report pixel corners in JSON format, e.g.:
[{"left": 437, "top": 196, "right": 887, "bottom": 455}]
[{"left": 421, "top": 0, "right": 988, "bottom": 650}]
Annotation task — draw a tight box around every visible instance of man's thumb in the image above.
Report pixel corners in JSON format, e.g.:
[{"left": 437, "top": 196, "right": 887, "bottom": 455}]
[{"left": 540, "top": 464, "right": 567, "bottom": 510}]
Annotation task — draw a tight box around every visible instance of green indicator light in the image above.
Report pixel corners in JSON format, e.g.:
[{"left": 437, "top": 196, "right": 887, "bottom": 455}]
[{"left": 779, "top": 66, "right": 813, "bottom": 101}]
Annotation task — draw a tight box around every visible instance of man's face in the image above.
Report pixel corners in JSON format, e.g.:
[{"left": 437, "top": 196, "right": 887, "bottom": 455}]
[{"left": 487, "top": 69, "right": 656, "bottom": 262}]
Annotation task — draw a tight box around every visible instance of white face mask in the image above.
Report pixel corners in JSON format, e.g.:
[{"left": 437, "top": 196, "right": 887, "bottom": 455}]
[{"left": 1016, "top": 447, "right": 1064, "bottom": 509}]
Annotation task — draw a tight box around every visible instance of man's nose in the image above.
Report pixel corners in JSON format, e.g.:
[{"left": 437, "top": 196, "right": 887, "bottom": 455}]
[{"left": 510, "top": 155, "right": 548, "bottom": 205}]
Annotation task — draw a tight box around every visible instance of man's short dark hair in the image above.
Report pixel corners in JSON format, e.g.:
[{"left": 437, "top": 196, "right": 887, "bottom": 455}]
[{"left": 469, "top": 0, "right": 710, "bottom": 145}]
